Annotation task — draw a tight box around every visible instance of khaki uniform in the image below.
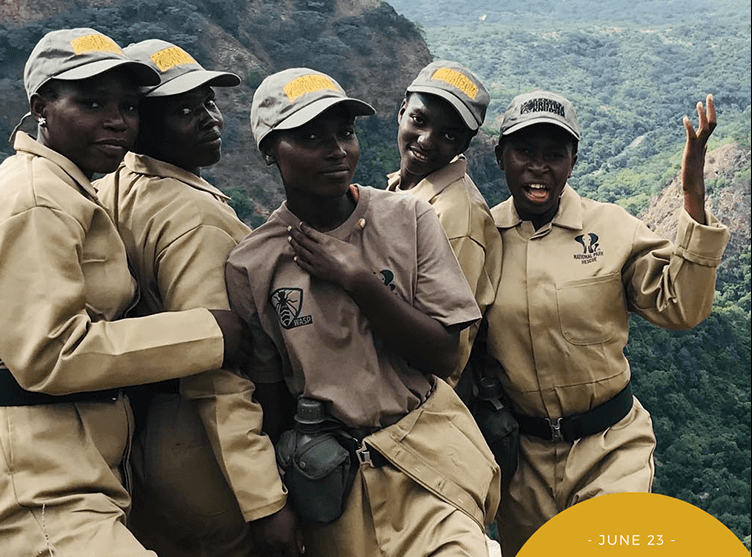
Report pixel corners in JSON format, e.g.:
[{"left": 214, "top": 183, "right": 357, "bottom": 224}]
[
  {"left": 487, "top": 185, "right": 730, "bottom": 555},
  {"left": 226, "top": 185, "right": 500, "bottom": 556},
  {"left": 96, "top": 153, "right": 286, "bottom": 556},
  {"left": 0, "top": 133, "right": 224, "bottom": 557},
  {"left": 387, "top": 155, "right": 502, "bottom": 387}
]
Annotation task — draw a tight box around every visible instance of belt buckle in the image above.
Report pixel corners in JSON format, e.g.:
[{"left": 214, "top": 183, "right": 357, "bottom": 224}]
[
  {"left": 355, "top": 441, "right": 374, "bottom": 467},
  {"left": 546, "top": 417, "right": 564, "bottom": 442}
]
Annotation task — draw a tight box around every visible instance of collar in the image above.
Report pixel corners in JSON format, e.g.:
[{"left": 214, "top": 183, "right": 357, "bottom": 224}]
[
  {"left": 279, "top": 184, "right": 369, "bottom": 241},
  {"left": 123, "top": 152, "right": 230, "bottom": 202},
  {"left": 13, "top": 132, "right": 98, "bottom": 199},
  {"left": 491, "top": 184, "right": 583, "bottom": 231},
  {"left": 386, "top": 155, "right": 467, "bottom": 196}
]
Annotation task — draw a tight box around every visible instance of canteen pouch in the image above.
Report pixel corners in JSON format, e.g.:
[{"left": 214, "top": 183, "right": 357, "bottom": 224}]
[
  {"left": 471, "top": 397, "right": 519, "bottom": 481},
  {"left": 276, "top": 429, "right": 355, "bottom": 523},
  {"left": 467, "top": 317, "right": 520, "bottom": 481}
]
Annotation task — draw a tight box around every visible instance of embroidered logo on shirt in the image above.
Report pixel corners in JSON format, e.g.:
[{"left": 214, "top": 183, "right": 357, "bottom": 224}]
[
  {"left": 270, "top": 287, "right": 313, "bottom": 329},
  {"left": 378, "top": 269, "right": 396, "bottom": 291},
  {"left": 573, "top": 233, "right": 603, "bottom": 264}
]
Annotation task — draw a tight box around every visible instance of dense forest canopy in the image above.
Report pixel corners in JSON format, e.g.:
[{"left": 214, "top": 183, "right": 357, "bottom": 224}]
[{"left": 388, "top": 0, "right": 751, "bottom": 547}]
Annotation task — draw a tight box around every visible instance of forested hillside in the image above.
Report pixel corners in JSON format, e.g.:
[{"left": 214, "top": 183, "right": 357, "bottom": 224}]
[{"left": 388, "top": 0, "right": 751, "bottom": 547}]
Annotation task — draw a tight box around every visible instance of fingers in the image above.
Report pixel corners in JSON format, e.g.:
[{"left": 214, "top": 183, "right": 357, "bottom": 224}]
[
  {"left": 705, "top": 93, "right": 717, "bottom": 132},
  {"left": 683, "top": 115, "right": 696, "bottom": 140},
  {"left": 685, "top": 93, "right": 717, "bottom": 141}
]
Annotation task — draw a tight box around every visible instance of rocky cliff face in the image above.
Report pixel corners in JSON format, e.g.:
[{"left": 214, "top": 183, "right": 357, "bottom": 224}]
[{"left": 640, "top": 143, "right": 751, "bottom": 262}]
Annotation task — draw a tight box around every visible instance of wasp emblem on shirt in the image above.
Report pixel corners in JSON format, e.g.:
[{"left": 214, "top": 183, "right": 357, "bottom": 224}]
[{"left": 271, "top": 287, "right": 313, "bottom": 329}]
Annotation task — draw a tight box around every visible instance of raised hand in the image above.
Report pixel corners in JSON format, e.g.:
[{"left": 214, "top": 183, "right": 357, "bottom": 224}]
[{"left": 681, "top": 94, "right": 716, "bottom": 224}]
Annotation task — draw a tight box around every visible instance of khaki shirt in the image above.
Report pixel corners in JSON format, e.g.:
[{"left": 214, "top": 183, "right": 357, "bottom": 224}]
[
  {"left": 486, "top": 185, "right": 730, "bottom": 418},
  {"left": 387, "top": 156, "right": 502, "bottom": 384},
  {"left": 226, "top": 185, "right": 481, "bottom": 429},
  {"left": 96, "top": 152, "right": 286, "bottom": 521},
  {"left": 0, "top": 133, "right": 223, "bottom": 395}
]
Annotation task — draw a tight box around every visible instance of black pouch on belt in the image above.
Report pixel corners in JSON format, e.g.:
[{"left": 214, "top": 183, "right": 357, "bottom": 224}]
[
  {"left": 465, "top": 318, "right": 520, "bottom": 481},
  {"left": 275, "top": 398, "right": 357, "bottom": 523},
  {"left": 469, "top": 375, "right": 519, "bottom": 481}
]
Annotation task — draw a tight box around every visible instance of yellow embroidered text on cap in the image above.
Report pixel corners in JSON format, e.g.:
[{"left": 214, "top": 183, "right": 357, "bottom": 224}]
[
  {"left": 70, "top": 34, "right": 123, "bottom": 56},
  {"left": 430, "top": 68, "right": 478, "bottom": 100},
  {"left": 284, "top": 74, "right": 338, "bottom": 102},
  {"left": 150, "top": 46, "right": 197, "bottom": 72}
]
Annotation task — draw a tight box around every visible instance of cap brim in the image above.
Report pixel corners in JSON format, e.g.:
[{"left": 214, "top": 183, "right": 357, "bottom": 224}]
[
  {"left": 145, "top": 69, "right": 241, "bottom": 97},
  {"left": 55, "top": 59, "right": 160, "bottom": 87},
  {"left": 407, "top": 85, "right": 480, "bottom": 130},
  {"left": 502, "top": 116, "right": 580, "bottom": 141},
  {"left": 275, "top": 97, "right": 375, "bottom": 131}
]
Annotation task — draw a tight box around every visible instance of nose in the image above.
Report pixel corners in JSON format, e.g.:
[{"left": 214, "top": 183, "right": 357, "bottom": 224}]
[
  {"left": 199, "top": 105, "right": 223, "bottom": 129},
  {"left": 103, "top": 104, "right": 128, "bottom": 130},
  {"left": 325, "top": 136, "right": 347, "bottom": 159},
  {"left": 416, "top": 130, "right": 436, "bottom": 149},
  {"left": 527, "top": 152, "right": 548, "bottom": 174}
]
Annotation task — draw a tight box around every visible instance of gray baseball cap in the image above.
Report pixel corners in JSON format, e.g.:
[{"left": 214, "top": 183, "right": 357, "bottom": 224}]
[
  {"left": 124, "top": 39, "right": 240, "bottom": 97},
  {"left": 250, "top": 67, "right": 375, "bottom": 148},
  {"left": 406, "top": 60, "right": 490, "bottom": 131},
  {"left": 500, "top": 90, "right": 580, "bottom": 141},
  {"left": 24, "top": 28, "right": 159, "bottom": 100}
]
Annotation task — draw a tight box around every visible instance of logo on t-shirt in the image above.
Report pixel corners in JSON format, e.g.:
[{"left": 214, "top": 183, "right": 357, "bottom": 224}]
[
  {"left": 573, "top": 232, "right": 603, "bottom": 264},
  {"left": 270, "top": 287, "right": 313, "bottom": 329},
  {"left": 378, "top": 269, "right": 396, "bottom": 291}
]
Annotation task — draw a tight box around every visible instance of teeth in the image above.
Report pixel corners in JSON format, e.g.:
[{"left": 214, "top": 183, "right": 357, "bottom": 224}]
[{"left": 528, "top": 184, "right": 546, "bottom": 190}]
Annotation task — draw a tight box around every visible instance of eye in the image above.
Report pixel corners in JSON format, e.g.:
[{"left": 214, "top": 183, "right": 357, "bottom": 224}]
[
  {"left": 410, "top": 114, "right": 425, "bottom": 126},
  {"left": 123, "top": 102, "right": 139, "bottom": 114},
  {"left": 178, "top": 106, "right": 193, "bottom": 116},
  {"left": 545, "top": 151, "right": 566, "bottom": 160},
  {"left": 81, "top": 99, "right": 103, "bottom": 109},
  {"left": 339, "top": 127, "right": 355, "bottom": 139},
  {"left": 443, "top": 131, "right": 459, "bottom": 142}
]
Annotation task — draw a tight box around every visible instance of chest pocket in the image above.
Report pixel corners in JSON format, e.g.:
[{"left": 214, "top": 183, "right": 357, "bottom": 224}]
[{"left": 555, "top": 272, "right": 626, "bottom": 345}]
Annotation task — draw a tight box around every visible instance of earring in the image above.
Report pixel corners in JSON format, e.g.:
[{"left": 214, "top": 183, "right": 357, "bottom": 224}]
[
  {"left": 38, "top": 117, "right": 47, "bottom": 128},
  {"left": 264, "top": 154, "right": 275, "bottom": 165}
]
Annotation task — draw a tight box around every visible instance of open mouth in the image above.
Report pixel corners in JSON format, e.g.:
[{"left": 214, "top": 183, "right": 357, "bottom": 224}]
[{"left": 524, "top": 183, "right": 550, "bottom": 201}]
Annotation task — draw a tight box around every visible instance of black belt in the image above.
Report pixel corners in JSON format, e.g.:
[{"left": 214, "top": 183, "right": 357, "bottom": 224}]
[
  {"left": 513, "top": 382, "right": 633, "bottom": 442},
  {"left": 0, "top": 367, "right": 120, "bottom": 407},
  {"left": 337, "top": 430, "right": 390, "bottom": 468}
]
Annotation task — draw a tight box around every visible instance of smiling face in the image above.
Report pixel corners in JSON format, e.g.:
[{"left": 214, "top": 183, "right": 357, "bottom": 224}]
[
  {"left": 32, "top": 68, "right": 140, "bottom": 178},
  {"left": 266, "top": 104, "right": 360, "bottom": 203},
  {"left": 137, "top": 84, "right": 224, "bottom": 175},
  {"left": 495, "top": 123, "right": 578, "bottom": 228},
  {"left": 397, "top": 92, "right": 473, "bottom": 189}
]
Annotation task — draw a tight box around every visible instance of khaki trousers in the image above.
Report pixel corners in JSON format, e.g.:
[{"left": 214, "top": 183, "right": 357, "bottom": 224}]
[
  {"left": 304, "top": 464, "right": 490, "bottom": 556},
  {"left": 0, "top": 395, "right": 156, "bottom": 557},
  {"left": 303, "top": 380, "right": 499, "bottom": 556},
  {"left": 498, "top": 397, "right": 656, "bottom": 556},
  {"left": 128, "top": 393, "right": 255, "bottom": 557}
]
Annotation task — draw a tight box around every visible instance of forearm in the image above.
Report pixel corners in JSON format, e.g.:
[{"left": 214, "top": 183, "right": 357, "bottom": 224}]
[{"left": 345, "top": 269, "right": 459, "bottom": 378}]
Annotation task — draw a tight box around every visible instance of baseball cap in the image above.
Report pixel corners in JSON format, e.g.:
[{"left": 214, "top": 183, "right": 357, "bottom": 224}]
[
  {"left": 406, "top": 60, "right": 490, "bottom": 131},
  {"left": 124, "top": 39, "right": 241, "bottom": 97},
  {"left": 250, "top": 68, "right": 375, "bottom": 148},
  {"left": 500, "top": 90, "right": 580, "bottom": 141},
  {"left": 24, "top": 28, "right": 159, "bottom": 100}
]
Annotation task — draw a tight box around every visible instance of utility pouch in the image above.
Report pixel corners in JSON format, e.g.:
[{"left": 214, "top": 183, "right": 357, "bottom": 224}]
[
  {"left": 467, "top": 318, "right": 520, "bottom": 481},
  {"left": 470, "top": 390, "right": 519, "bottom": 481},
  {"left": 275, "top": 400, "right": 357, "bottom": 523}
]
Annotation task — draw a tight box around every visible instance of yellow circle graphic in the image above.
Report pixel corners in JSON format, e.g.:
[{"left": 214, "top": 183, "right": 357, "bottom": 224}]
[{"left": 518, "top": 492, "right": 749, "bottom": 556}]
